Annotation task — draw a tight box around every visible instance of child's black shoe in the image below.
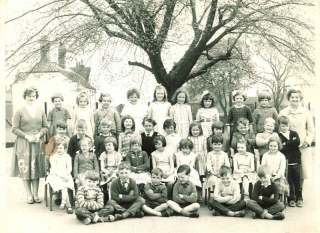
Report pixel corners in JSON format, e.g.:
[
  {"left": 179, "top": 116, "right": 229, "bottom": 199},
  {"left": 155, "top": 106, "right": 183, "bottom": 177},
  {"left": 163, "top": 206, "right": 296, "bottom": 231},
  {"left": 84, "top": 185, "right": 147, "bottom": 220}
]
[
  {"left": 234, "top": 210, "right": 245, "bottom": 217},
  {"left": 189, "top": 211, "right": 200, "bottom": 218},
  {"left": 135, "top": 210, "right": 144, "bottom": 218},
  {"left": 272, "top": 212, "right": 285, "bottom": 220},
  {"left": 161, "top": 211, "right": 170, "bottom": 217}
]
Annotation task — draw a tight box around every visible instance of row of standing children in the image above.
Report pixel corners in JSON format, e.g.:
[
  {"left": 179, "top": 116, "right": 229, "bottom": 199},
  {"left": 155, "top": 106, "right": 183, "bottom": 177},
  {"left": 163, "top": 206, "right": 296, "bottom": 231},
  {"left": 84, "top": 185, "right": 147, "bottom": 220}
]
[{"left": 45, "top": 85, "right": 303, "bottom": 216}]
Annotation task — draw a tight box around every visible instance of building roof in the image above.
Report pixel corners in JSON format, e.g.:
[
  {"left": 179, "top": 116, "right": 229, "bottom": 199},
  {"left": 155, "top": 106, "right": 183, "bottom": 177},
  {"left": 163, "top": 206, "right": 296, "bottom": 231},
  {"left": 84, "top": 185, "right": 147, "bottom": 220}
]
[
  {"left": 15, "top": 62, "right": 95, "bottom": 90},
  {"left": 70, "top": 65, "right": 91, "bottom": 82}
]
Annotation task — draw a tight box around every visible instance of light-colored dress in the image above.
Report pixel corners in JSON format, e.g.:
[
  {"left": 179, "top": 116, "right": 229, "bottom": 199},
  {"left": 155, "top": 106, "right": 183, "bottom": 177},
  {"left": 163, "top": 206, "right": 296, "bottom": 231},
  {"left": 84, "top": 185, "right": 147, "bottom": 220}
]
[
  {"left": 279, "top": 105, "right": 314, "bottom": 179},
  {"left": 175, "top": 151, "right": 201, "bottom": 187},
  {"left": 99, "top": 151, "right": 122, "bottom": 185},
  {"left": 151, "top": 148, "right": 174, "bottom": 182},
  {"left": 121, "top": 102, "right": 147, "bottom": 134},
  {"left": 148, "top": 101, "right": 171, "bottom": 134},
  {"left": 74, "top": 107, "right": 93, "bottom": 139},
  {"left": 262, "top": 151, "right": 290, "bottom": 196},
  {"left": 188, "top": 135, "right": 207, "bottom": 176},
  {"left": 233, "top": 152, "right": 258, "bottom": 183},
  {"left": 11, "top": 106, "right": 48, "bottom": 179},
  {"left": 164, "top": 133, "right": 181, "bottom": 154},
  {"left": 196, "top": 107, "right": 219, "bottom": 138},
  {"left": 204, "top": 151, "right": 230, "bottom": 189},
  {"left": 46, "top": 152, "right": 74, "bottom": 191},
  {"left": 171, "top": 104, "right": 191, "bottom": 139}
]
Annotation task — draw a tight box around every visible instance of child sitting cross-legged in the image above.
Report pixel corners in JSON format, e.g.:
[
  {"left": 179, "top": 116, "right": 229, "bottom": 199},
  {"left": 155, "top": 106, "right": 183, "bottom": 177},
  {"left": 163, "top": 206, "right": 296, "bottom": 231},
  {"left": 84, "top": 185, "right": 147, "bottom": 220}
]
[
  {"left": 107, "top": 161, "right": 145, "bottom": 221},
  {"left": 75, "top": 171, "right": 115, "bottom": 225},
  {"left": 246, "top": 165, "right": 285, "bottom": 220},
  {"left": 167, "top": 165, "right": 200, "bottom": 218},
  {"left": 208, "top": 165, "right": 246, "bottom": 217},
  {"left": 141, "top": 168, "right": 170, "bottom": 217}
]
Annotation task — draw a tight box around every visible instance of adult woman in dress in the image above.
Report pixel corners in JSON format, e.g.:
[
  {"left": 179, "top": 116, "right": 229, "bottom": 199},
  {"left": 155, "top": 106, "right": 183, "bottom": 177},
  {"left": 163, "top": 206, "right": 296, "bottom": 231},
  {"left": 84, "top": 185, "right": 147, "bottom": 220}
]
[
  {"left": 279, "top": 89, "right": 314, "bottom": 199},
  {"left": 11, "top": 87, "right": 49, "bottom": 204}
]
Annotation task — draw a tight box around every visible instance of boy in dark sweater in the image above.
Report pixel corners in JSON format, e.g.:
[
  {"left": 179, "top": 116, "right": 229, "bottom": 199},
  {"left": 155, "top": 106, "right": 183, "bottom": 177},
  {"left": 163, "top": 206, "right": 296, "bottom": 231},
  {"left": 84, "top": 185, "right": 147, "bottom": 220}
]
[
  {"left": 167, "top": 165, "right": 200, "bottom": 218},
  {"left": 247, "top": 165, "right": 285, "bottom": 220},
  {"left": 141, "top": 168, "right": 170, "bottom": 217},
  {"left": 107, "top": 162, "right": 145, "bottom": 221},
  {"left": 278, "top": 116, "right": 303, "bottom": 207},
  {"left": 141, "top": 118, "right": 158, "bottom": 171},
  {"left": 67, "top": 119, "right": 92, "bottom": 165}
]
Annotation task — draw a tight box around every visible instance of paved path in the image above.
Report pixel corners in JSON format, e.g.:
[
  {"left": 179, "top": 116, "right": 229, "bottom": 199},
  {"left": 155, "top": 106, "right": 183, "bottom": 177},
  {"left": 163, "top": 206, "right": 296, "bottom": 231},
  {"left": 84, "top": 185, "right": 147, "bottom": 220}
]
[{"left": 2, "top": 147, "right": 320, "bottom": 233}]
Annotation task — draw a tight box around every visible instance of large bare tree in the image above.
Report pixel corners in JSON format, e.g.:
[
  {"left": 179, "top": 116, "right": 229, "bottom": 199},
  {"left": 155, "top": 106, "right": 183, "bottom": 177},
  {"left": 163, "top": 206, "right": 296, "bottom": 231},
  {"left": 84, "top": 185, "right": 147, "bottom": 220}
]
[{"left": 5, "top": 0, "right": 314, "bottom": 99}]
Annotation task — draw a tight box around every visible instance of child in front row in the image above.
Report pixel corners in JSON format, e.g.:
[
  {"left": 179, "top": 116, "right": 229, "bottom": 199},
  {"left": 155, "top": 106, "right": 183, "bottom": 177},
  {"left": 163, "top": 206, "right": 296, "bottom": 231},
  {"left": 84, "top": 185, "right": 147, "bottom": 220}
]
[
  {"left": 231, "top": 117, "right": 255, "bottom": 154},
  {"left": 167, "top": 165, "right": 200, "bottom": 218},
  {"left": 75, "top": 171, "right": 115, "bottom": 224},
  {"left": 107, "top": 162, "right": 145, "bottom": 221},
  {"left": 99, "top": 136, "right": 122, "bottom": 204},
  {"left": 73, "top": 137, "right": 99, "bottom": 188},
  {"left": 233, "top": 139, "right": 257, "bottom": 201},
  {"left": 204, "top": 135, "right": 230, "bottom": 190},
  {"left": 208, "top": 165, "right": 246, "bottom": 217},
  {"left": 278, "top": 116, "right": 303, "bottom": 207},
  {"left": 246, "top": 165, "right": 285, "bottom": 220},
  {"left": 142, "top": 168, "right": 170, "bottom": 217}
]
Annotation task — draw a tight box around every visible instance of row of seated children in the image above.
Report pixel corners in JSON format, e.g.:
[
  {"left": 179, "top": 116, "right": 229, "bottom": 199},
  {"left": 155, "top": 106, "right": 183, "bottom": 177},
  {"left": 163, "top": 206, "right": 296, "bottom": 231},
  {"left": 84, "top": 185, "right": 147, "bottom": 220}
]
[{"left": 74, "top": 164, "right": 200, "bottom": 225}]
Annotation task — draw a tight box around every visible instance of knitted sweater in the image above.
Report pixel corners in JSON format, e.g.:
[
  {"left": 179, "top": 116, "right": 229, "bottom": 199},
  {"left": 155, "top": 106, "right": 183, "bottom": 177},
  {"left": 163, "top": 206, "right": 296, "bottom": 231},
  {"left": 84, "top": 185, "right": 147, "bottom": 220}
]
[
  {"left": 73, "top": 152, "right": 99, "bottom": 178},
  {"left": 75, "top": 185, "right": 104, "bottom": 211},
  {"left": 93, "top": 108, "right": 121, "bottom": 136},
  {"left": 251, "top": 180, "right": 279, "bottom": 207},
  {"left": 110, "top": 178, "right": 139, "bottom": 204},
  {"left": 172, "top": 180, "right": 197, "bottom": 204},
  {"left": 144, "top": 182, "right": 167, "bottom": 205}
]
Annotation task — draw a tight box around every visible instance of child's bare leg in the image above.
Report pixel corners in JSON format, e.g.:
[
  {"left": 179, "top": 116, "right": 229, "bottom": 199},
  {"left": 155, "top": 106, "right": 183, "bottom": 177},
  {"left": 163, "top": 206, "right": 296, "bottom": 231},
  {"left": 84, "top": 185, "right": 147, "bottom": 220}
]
[
  {"left": 61, "top": 188, "right": 70, "bottom": 206},
  {"left": 142, "top": 205, "right": 162, "bottom": 216},
  {"left": 167, "top": 200, "right": 183, "bottom": 214},
  {"left": 154, "top": 203, "right": 168, "bottom": 212},
  {"left": 242, "top": 176, "right": 249, "bottom": 195},
  {"left": 31, "top": 178, "right": 40, "bottom": 199},
  {"left": 183, "top": 203, "right": 200, "bottom": 212},
  {"left": 22, "top": 180, "right": 33, "bottom": 200}
]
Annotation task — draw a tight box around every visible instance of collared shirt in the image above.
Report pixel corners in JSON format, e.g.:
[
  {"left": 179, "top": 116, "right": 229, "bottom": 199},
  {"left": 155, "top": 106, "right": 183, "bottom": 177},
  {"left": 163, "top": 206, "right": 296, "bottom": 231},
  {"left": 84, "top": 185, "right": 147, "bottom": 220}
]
[
  {"left": 261, "top": 179, "right": 271, "bottom": 189},
  {"left": 145, "top": 131, "right": 154, "bottom": 137},
  {"left": 279, "top": 131, "right": 290, "bottom": 140}
]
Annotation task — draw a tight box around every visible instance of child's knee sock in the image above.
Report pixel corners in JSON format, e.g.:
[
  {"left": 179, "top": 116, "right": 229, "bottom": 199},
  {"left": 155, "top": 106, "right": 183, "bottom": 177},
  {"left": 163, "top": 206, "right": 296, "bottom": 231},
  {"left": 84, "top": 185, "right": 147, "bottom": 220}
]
[{"left": 122, "top": 211, "right": 131, "bottom": 219}]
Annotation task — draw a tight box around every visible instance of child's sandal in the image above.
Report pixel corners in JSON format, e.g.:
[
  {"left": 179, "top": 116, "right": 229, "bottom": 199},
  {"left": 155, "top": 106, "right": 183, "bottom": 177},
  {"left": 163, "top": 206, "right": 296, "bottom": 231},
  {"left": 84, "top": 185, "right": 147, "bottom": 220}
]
[{"left": 66, "top": 206, "right": 73, "bottom": 214}]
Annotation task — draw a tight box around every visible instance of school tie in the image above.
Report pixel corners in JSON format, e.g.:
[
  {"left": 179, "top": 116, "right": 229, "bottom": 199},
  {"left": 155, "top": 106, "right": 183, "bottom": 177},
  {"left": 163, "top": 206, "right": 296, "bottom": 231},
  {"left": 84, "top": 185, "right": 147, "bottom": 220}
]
[
  {"left": 123, "top": 182, "right": 128, "bottom": 191},
  {"left": 147, "top": 133, "right": 150, "bottom": 137}
]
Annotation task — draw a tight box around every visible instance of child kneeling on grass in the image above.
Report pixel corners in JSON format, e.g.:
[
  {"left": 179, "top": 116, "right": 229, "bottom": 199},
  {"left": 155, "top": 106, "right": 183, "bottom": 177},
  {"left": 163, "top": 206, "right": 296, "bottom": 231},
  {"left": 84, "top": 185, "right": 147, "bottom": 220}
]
[
  {"left": 75, "top": 171, "right": 115, "bottom": 225},
  {"left": 167, "top": 165, "right": 200, "bottom": 218}
]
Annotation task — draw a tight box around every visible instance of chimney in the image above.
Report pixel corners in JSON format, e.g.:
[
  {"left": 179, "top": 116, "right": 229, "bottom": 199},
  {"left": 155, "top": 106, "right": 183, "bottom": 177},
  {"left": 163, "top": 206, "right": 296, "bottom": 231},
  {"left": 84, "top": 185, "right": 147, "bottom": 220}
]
[
  {"left": 39, "top": 36, "right": 50, "bottom": 63},
  {"left": 58, "top": 43, "right": 66, "bottom": 69}
]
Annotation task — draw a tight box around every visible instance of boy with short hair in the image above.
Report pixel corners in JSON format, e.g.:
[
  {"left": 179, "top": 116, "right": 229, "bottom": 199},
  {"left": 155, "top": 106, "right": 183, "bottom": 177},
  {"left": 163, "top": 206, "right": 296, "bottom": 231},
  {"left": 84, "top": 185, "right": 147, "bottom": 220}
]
[
  {"left": 67, "top": 119, "right": 92, "bottom": 163},
  {"left": 278, "top": 116, "right": 303, "bottom": 207},
  {"left": 75, "top": 171, "right": 115, "bottom": 225},
  {"left": 94, "top": 118, "right": 116, "bottom": 159},
  {"left": 208, "top": 165, "right": 246, "bottom": 217},
  {"left": 167, "top": 165, "right": 200, "bottom": 218},
  {"left": 231, "top": 117, "right": 255, "bottom": 154},
  {"left": 141, "top": 168, "right": 169, "bottom": 217},
  {"left": 107, "top": 162, "right": 145, "bottom": 221},
  {"left": 47, "top": 92, "right": 72, "bottom": 137},
  {"left": 246, "top": 165, "right": 285, "bottom": 220}
]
